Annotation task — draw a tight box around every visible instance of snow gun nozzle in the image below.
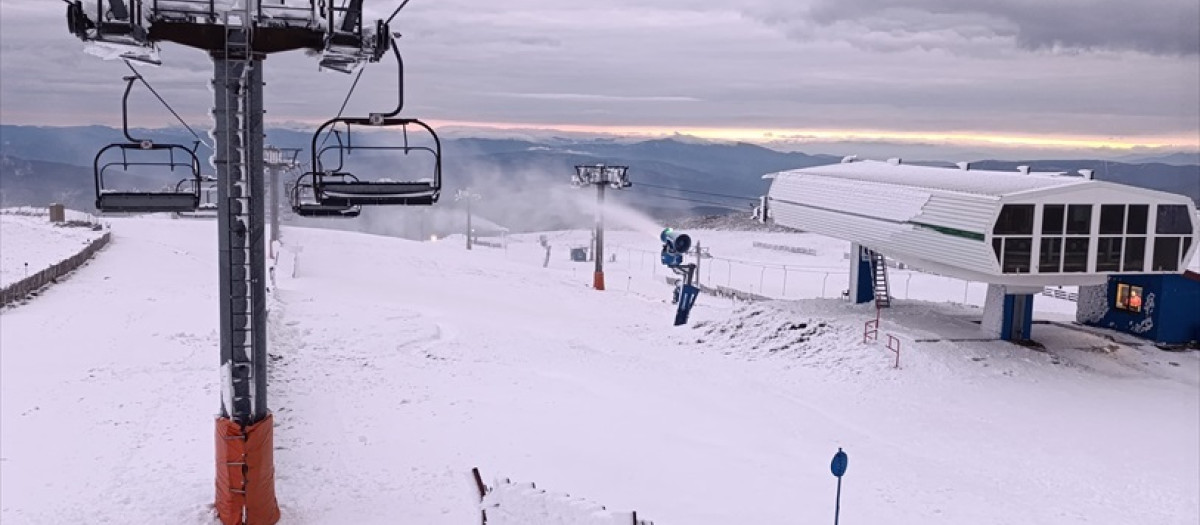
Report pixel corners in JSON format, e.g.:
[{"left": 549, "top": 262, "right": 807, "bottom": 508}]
[{"left": 661, "top": 228, "right": 692, "bottom": 254}]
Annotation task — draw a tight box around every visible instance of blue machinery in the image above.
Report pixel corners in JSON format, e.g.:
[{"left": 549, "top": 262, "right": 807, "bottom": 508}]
[{"left": 661, "top": 228, "right": 700, "bottom": 326}]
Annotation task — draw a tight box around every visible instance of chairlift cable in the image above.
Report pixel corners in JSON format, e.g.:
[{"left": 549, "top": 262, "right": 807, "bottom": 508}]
[
  {"left": 637, "top": 181, "right": 758, "bottom": 202},
  {"left": 385, "top": 0, "right": 414, "bottom": 24},
  {"left": 638, "top": 189, "right": 750, "bottom": 209},
  {"left": 319, "top": 67, "right": 366, "bottom": 149},
  {"left": 123, "top": 60, "right": 213, "bottom": 150}
]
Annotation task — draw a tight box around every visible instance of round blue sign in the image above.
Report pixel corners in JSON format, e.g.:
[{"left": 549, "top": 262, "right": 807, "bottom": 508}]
[{"left": 831, "top": 448, "right": 848, "bottom": 477}]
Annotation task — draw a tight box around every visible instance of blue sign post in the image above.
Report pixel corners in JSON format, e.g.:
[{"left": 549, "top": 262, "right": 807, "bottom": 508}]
[{"left": 831, "top": 448, "right": 848, "bottom": 525}]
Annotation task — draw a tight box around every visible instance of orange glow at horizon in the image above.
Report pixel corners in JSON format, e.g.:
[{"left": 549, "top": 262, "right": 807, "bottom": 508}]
[{"left": 409, "top": 119, "right": 1199, "bottom": 152}]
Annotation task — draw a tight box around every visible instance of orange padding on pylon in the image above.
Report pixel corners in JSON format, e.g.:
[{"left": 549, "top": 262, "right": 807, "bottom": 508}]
[
  {"left": 215, "top": 414, "right": 281, "bottom": 525},
  {"left": 593, "top": 271, "right": 606, "bottom": 290}
]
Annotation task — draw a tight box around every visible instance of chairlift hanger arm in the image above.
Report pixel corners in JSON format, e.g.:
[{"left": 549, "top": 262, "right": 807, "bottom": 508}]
[
  {"left": 377, "top": 36, "right": 403, "bottom": 118},
  {"left": 120, "top": 75, "right": 148, "bottom": 144},
  {"left": 121, "top": 61, "right": 214, "bottom": 150}
]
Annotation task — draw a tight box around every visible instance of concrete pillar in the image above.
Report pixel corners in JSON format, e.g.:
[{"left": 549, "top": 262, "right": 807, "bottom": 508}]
[
  {"left": 982, "top": 283, "right": 1036, "bottom": 341},
  {"left": 848, "top": 243, "right": 874, "bottom": 304}
]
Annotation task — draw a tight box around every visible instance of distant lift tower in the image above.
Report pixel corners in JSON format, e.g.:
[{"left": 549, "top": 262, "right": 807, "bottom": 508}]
[
  {"left": 65, "top": 2, "right": 391, "bottom": 524},
  {"left": 264, "top": 146, "right": 301, "bottom": 252},
  {"left": 572, "top": 164, "right": 632, "bottom": 290}
]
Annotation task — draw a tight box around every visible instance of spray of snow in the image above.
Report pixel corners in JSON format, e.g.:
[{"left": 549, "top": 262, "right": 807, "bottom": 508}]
[{"left": 566, "top": 191, "right": 663, "bottom": 238}]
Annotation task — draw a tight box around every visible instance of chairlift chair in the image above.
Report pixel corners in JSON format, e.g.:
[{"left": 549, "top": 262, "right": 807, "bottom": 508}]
[
  {"left": 290, "top": 172, "right": 361, "bottom": 218},
  {"left": 310, "top": 37, "right": 442, "bottom": 207},
  {"left": 173, "top": 175, "right": 219, "bottom": 218},
  {"left": 66, "top": 1, "right": 160, "bottom": 65},
  {"left": 93, "top": 74, "right": 203, "bottom": 213}
]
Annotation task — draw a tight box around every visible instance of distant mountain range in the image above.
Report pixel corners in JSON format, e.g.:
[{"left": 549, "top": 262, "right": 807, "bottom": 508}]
[
  {"left": 1, "top": 125, "right": 1197, "bottom": 232},
  {"left": 1115, "top": 152, "right": 1200, "bottom": 166}
]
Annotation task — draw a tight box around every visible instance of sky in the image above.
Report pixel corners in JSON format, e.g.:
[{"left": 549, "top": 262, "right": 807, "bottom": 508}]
[{"left": 1, "top": 0, "right": 1198, "bottom": 160}]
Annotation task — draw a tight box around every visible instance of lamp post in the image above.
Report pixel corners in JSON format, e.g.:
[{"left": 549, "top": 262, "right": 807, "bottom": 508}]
[{"left": 572, "top": 164, "right": 631, "bottom": 290}]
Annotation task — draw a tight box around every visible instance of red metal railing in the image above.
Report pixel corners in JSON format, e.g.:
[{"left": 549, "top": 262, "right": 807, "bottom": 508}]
[
  {"left": 862, "top": 306, "right": 881, "bottom": 343},
  {"left": 886, "top": 334, "right": 901, "bottom": 369}
]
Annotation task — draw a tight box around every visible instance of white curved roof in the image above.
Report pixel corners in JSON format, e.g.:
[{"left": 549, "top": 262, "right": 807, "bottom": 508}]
[
  {"left": 766, "top": 160, "right": 1200, "bottom": 287},
  {"left": 772, "top": 160, "right": 1088, "bottom": 198}
]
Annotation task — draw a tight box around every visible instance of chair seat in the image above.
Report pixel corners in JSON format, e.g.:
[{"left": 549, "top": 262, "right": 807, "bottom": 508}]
[
  {"left": 293, "top": 203, "right": 361, "bottom": 218},
  {"left": 98, "top": 192, "right": 199, "bottom": 213},
  {"left": 318, "top": 181, "right": 438, "bottom": 206}
]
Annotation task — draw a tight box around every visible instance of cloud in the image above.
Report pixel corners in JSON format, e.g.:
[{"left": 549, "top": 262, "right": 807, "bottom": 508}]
[
  {"left": 0, "top": 0, "right": 1196, "bottom": 155},
  {"left": 486, "top": 92, "right": 701, "bottom": 103},
  {"left": 743, "top": 0, "right": 1200, "bottom": 56}
]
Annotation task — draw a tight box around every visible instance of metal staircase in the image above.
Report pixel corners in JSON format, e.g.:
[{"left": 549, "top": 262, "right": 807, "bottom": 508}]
[{"left": 869, "top": 250, "right": 891, "bottom": 308}]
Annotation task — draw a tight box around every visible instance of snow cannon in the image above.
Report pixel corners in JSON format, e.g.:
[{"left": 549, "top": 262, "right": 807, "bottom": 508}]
[
  {"left": 660, "top": 228, "right": 692, "bottom": 266},
  {"left": 659, "top": 228, "right": 699, "bottom": 326},
  {"left": 661, "top": 228, "right": 692, "bottom": 253}
]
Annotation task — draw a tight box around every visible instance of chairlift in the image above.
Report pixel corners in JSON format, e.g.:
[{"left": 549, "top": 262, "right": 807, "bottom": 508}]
[
  {"left": 66, "top": 0, "right": 160, "bottom": 65},
  {"left": 310, "top": 37, "right": 442, "bottom": 207},
  {"left": 290, "top": 172, "right": 361, "bottom": 218},
  {"left": 174, "top": 175, "right": 219, "bottom": 218},
  {"left": 93, "top": 74, "right": 203, "bottom": 213}
]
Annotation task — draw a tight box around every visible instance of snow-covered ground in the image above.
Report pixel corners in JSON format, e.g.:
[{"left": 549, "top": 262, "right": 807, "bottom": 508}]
[
  {"left": 0, "top": 209, "right": 106, "bottom": 287},
  {"left": 1, "top": 217, "right": 1197, "bottom": 524}
]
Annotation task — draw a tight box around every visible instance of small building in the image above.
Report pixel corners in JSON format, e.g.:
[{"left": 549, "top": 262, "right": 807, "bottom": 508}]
[
  {"left": 764, "top": 158, "right": 1200, "bottom": 341},
  {"left": 1078, "top": 272, "right": 1200, "bottom": 346}
]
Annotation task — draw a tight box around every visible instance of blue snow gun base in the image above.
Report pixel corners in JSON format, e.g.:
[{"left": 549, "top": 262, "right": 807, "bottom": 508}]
[{"left": 675, "top": 283, "right": 699, "bottom": 326}]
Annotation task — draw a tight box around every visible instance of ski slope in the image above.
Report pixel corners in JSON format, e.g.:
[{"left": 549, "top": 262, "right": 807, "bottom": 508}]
[{"left": 1, "top": 217, "right": 1197, "bottom": 524}]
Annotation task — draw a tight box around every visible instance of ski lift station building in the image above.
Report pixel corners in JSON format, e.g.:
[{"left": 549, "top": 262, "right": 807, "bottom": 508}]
[{"left": 764, "top": 158, "right": 1200, "bottom": 342}]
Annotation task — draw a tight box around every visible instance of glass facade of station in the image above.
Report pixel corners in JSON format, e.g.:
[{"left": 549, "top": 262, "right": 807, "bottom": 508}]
[{"left": 991, "top": 203, "right": 1194, "bottom": 274}]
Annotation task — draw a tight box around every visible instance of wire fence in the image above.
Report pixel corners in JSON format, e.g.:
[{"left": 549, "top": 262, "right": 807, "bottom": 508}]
[
  {"left": 612, "top": 245, "right": 998, "bottom": 307},
  {"left": 0, "top": 206, "right": 107, "bottom": 228}
]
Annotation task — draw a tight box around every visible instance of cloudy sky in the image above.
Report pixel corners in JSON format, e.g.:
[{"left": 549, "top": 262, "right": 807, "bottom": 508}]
[{"left": 1, "top": 0, "right": 1197, "bottom": 158}]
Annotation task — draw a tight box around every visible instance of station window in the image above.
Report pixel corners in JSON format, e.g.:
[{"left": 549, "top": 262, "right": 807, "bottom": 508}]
[
  {"left": 1039, "top": 237, "right": 1062, "bottom": 273},
  {"left": 1152, "top": 237, "right": 1181, "bottom": 271},
  {"left": 1127, "top": 204, "right": 1148, "bottom": 234},
  {"left": 1099, "top": 205, "right": 1125, "bottom": 235},
  {"left": 1002, "top": 237, "right": 1032, "bottom": 273},
  {"left": 1067, "top": 204, "right": 1092, "bottom": 235},
  {"left": 1114, "top": 283, "right": 1144, "bottom": 313},
  {"left": 1063, "top": 237, "right": 1090, "bottom": 272},
  {"left": 1156, "top": 205, "right": 1193, "bottom": 235},
  {"left": 1096, "top": 237, "right": 1123, "bottom": 272},
  {"left": 1042, "top": 204, "right": 1065, "bottom": 235},
  {"left": 1123, "top": 237, "right": 1146, "bottom": 272},
  {"left": 994, "top": 205, "right": 1035, "bottom": 235}
]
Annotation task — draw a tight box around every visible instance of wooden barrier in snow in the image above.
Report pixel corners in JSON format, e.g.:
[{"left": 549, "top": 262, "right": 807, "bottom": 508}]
[
  {"left": 1, "top": 231, "right": 111, "bottom": 308},
  {"left": 472, "top": 468, "right": 653, "bottom": 525}
]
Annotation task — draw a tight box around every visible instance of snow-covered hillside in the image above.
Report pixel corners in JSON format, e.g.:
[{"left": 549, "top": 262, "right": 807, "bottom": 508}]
[
  {"left": 1, "top": 217, "right": 1197, "bottom": 524},
  {"left": 0, "top": 209, "right": 106, "bottom": 287}
]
